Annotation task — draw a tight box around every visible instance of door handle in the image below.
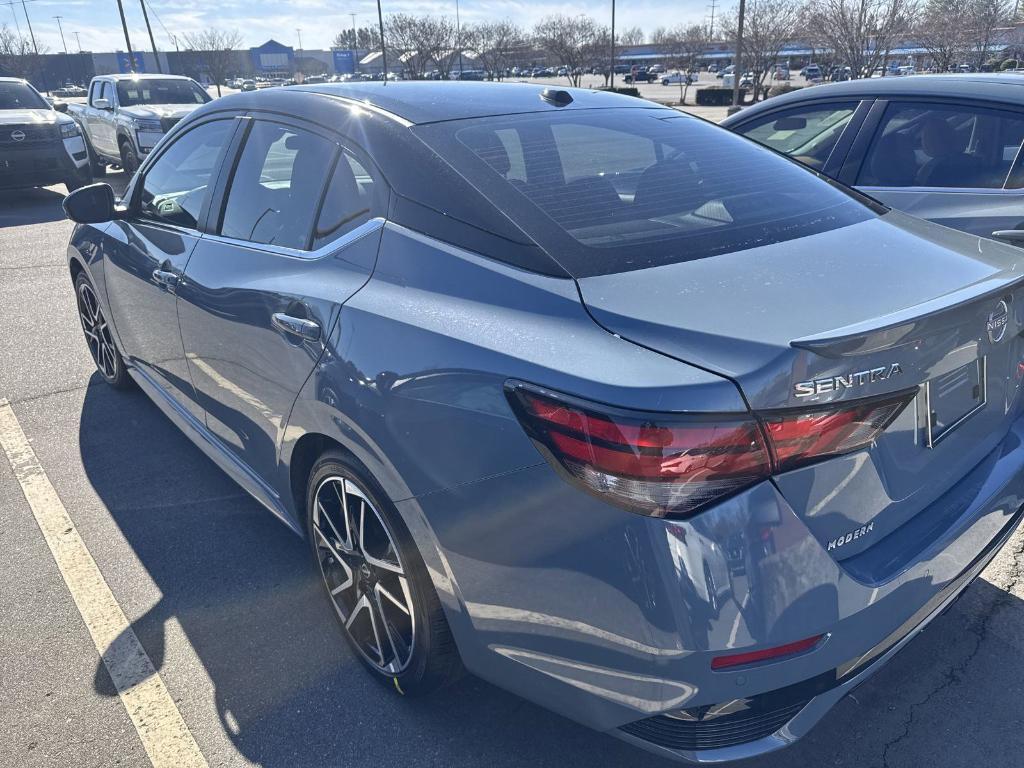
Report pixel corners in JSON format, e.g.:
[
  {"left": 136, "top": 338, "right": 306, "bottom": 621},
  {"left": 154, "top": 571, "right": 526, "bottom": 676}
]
[
  {"left": 152, "top": 268, "right": 179, "bottom": 289},
  {"left": 271, "top": 312, "right": 321, "bottom": 342},
  {"left": 992, "top": 229, "right": 1024, "bottom": 242}
]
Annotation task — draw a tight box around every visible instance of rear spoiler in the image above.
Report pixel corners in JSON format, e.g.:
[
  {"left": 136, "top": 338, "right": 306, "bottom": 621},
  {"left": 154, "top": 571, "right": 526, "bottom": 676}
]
[{"left": 791, "top": 271, "right": 1024, "bottom": 358}]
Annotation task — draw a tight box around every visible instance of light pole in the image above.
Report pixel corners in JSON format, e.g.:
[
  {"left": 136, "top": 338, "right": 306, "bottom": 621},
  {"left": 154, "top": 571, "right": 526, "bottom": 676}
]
[
  {"left": 349, "top": 12, "right": 359, "bottom": 73},
  {"left": 114, "top": 0, "right": 136, "bottom": 73},
  {"left": 74, "top": 31, "right": 82, "bottom": 53},
  {"left": 455, "top": 0, "right": 463, "bottom": 76},
  {"left": 139, "top": 0, "right": 163, "bottom": 73},
  {"left": 376, "top": 0, "right": 387, "bottom": 83},
  {"left": 730, "top": 0, "right": 745, "bottom": 108},
  {"left": 21, "top": 0, "right": 38, "bottom": 55},
  {"left": 296, "top": 28, "right": 303, "bottom": 76},
  {"left": 53, "top": 15, "right": 73, "bottom": 84},
  {"left": 610, "top": 0, "right": 616, "bottom": 88}
]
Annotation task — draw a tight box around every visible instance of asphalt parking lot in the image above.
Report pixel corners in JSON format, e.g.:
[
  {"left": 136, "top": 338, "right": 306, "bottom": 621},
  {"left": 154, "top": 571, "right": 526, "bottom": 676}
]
[{"left": 2, "top": 172, "right": 1024, "bottom": 768}]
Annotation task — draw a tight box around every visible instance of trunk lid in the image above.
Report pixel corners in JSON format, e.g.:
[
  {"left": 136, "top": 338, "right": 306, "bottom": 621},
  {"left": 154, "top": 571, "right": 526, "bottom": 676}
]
[{"left": 577, "top": 212, "right": 1024, "bottom": 570}]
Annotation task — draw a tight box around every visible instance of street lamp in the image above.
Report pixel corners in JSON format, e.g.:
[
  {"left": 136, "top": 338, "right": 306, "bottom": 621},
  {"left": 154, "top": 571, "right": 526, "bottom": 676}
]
[
  {"left": 296, "top": 28, "right": 303, "bottom": 76},
  {"left": 53, "top": 15, "right": 73, "bottom": 83}
]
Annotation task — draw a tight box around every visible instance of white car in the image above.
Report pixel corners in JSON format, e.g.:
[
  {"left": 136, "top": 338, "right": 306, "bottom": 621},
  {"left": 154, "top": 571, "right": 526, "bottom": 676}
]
[{"left": 660, "top": 71, "right": 692, "bottom": 85}]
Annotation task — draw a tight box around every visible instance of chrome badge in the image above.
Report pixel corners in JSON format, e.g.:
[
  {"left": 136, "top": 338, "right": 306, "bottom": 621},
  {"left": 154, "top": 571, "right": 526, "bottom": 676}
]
[
  {"left": 10, "top": 130, "right": 25, "bottom": 142},
  {"left": 987, "top": 300, "right": 1009, "bottom": 344},
  {"left": 794, "top": 363, "right": 903, "bottom": 398}
]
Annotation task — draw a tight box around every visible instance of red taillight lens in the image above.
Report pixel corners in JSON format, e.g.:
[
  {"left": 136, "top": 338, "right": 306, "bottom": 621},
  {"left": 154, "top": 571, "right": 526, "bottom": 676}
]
[
  {"left": 762, "top": 394, "right": 913, "bottom": 473},
  {"left": 506, "top": 383, "right": 772, "bottom": 517},
  {"left": 506, "top": 382, "right": 914, "bottom": 518}
]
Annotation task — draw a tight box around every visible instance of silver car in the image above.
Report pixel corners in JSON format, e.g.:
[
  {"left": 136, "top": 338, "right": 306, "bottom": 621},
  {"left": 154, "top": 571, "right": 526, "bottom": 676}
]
[{"left": 723, "top": 73, "right": 1024, "bottom": 246}]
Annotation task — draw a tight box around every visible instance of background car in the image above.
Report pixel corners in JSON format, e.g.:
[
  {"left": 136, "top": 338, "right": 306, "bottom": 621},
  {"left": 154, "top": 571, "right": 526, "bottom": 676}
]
[
  {"left": 723, "top": 73, "right": 1024, "bottom": 246},
  {"left": 0, "top": 76, "right": 91, "bottom": 192}
]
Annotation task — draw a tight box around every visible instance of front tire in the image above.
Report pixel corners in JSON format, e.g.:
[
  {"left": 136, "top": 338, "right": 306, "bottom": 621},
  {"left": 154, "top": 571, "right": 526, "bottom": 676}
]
[
  {"left": 307, "top": 452, "right": 461, "bottom": 695},
  {"left": 119, "top": 140, "right": 139, "bottom": 175},
  {"left": 64, "top": 165, "right": 94, "bottom": 193},
  {"left": 74, "top": 272, "right": 131, "bottom": 389}
]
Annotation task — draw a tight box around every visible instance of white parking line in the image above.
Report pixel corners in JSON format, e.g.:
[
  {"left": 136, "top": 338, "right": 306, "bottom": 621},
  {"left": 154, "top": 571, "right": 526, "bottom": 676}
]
[{"left": 0, "top": 399, "right": 208, "bottom": 768}]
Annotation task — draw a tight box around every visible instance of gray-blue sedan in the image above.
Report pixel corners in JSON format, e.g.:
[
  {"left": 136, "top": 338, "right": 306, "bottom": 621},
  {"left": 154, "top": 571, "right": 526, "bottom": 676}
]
[{"left": 63, "top": 82, "right": 1024, "bottom": 763}]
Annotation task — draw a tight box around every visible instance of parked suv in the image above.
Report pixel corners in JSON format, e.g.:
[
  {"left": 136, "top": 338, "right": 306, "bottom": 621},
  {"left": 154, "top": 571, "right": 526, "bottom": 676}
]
[
  {"left": 0, "top": 77, "right": 91, "bottom": 192},
  {"left": 67, "top": 74, "right": 211, "bottom": 175}
]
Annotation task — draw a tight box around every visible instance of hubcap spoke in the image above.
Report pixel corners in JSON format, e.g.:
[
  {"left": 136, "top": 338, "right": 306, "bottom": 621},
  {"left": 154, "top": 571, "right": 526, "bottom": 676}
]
[{"left": 314, "top": 474, "right": 416, "bottom": 674}]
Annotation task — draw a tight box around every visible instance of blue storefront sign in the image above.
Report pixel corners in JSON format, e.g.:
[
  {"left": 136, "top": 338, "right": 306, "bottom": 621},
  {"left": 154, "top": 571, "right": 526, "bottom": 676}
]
[
  {"left": 333, "top": 49, "right": 356, "bottom": 74},
  {"left": 116, "top": 51, "right": 146, "bottom": 73}
]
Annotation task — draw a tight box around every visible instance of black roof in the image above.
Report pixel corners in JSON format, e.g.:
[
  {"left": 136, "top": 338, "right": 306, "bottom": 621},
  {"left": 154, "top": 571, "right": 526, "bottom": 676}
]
[
  {"left": 722, "top": 73, "right": 1024, "bottom": 124},
  {"left": 285, "top": 81, "right": 666, "bottom": 124}
]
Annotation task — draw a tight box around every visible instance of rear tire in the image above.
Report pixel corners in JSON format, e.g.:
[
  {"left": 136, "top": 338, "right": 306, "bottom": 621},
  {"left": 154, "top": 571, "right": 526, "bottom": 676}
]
[
  {"left": 306, "top": 451, "right": 462, "bottom": 695},
  {"left": 74, "top": 271, "right": 132, "bottom": 389}
]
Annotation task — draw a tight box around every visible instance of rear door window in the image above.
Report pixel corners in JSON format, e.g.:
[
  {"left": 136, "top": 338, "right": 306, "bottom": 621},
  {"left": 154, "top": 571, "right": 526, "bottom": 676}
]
[
  {"left": 220, "top": 121, "right": 336, "bottom": 250},
  {"left": 857, "top": 102, "right": 1024, "bottom": 188},
  {"left": 734, "top": 102, "right": 859, "bottom": 171},
  {"left": 429, "top": 110, "right": 876, "bottom": 276}
]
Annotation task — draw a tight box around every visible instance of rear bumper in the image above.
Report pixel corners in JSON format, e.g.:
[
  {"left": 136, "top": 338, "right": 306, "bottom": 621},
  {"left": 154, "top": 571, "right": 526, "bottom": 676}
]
[
  {"left": 0, "top": 139, "right": 87, "bottom": 189},
  {"left": 397, "top": 417, "right": 1024, "bottom": 762}
]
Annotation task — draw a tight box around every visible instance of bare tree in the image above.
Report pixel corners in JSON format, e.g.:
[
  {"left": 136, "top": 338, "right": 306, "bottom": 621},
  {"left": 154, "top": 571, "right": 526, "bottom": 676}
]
[
  {"left": 533, "top": 14, "right": 603, "bottom": 86},
  {"left": 916, "top": 0, "right": 972, "bottom": 72},
  {"left": 676, "top": 24, "right": 710, "bottom": 103},
  {"left": 332, "top": 27, "right": 381, "bottom": 52},
  {"left": 385, "top": 14, "right": 424, "bottom": 78},
  {"left": 722, "top": 0, "right": 801, "bottom": 100},
  {"left": 969, "top": 0, "right": 1013, "bottom": 69},
  {"left": 618, "top": 26, "right": 645, "bottom": 45},
  {"left": 650, "top": 26, "right": 675, "bottom": 45},
  {"left": 385, "top": 14, "right": 460, "bottom": 78},
  {"left": 804, "top": 0, "right": 920, "bottom": 78},
  {"left": 0, "top": 25, "right": 45, "bottom": 82},
  {"left": 465, "top": 20, "right": 525, "bottom": 79},
  {"left": 182, "top": 29, "right": 243, "bottom": 96}
]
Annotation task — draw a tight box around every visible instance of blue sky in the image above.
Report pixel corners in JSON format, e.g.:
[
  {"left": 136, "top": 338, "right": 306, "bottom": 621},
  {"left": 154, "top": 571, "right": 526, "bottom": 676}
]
[{"left": 4, "top": 0, "right": 716, "bottom": 54}]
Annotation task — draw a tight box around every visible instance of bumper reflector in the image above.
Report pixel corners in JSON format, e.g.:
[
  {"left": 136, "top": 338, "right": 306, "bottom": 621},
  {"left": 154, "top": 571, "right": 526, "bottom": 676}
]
[{"left": 711, "top": 634, "right": 826, "bottom": 671}]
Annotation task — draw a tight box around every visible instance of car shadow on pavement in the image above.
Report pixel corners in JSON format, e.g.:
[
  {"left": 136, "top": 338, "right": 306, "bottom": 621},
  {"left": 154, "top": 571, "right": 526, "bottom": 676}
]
[
  {"left": 76, "top": 378, "right": 662, "bottom": 767},
  {"left": 0, "top": 188, "right": 69, "bottom": 227},
  {"left": 77, "top": 377, "right": 1024, "bottom": 768}
]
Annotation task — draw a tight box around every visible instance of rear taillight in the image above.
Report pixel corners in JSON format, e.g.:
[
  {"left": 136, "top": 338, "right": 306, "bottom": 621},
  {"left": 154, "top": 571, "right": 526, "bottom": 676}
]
[{"left": 506, "top": 382, "right": 913, "bottom": 518}]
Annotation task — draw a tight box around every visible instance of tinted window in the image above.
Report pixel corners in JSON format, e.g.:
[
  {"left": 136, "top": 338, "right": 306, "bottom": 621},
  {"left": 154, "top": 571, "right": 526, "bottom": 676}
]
[
  {"left": 858, "top": 102, "right": 1024, "bottom": 188},
  {"left": 437, "top": 111, "right": 875, "bottom": 276},
  {"left": 312, "top": 151, "right": 380, "bottom": 249},
  {"left": 138, "top": 120, "right": 232, "bottom": 229},
  {"left": 116, "top": 79, "right": 210, "bottom": 106},
  {"left": 736, "top": 102, "right": 858, "bottom": 171},
  {"left": 220, "top": 121, "right": 335, "bottom": 250},
  {"left": 0, "top": 81, "right": 48, "bottom": 109}
]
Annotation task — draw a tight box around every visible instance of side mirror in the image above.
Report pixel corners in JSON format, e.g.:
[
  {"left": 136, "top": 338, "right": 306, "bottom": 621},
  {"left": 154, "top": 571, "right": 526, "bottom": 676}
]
[
  {"left": 773, "top": 116, "right": 808, "bottom": 131},
  {"left": 93, "top": 97, "right": 111, "bottom": 110},
  {"left": 53, "top": 101, "right": 68, "bottom": 113},
  {"left": 63, "top": 183, "right": 121, "bottom": 224}
]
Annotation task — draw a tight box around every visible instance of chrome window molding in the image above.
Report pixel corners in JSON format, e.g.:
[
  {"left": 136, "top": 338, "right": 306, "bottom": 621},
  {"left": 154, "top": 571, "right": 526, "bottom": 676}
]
[{"left": 199, "top": 217, "right": 386, "bottom": 261}]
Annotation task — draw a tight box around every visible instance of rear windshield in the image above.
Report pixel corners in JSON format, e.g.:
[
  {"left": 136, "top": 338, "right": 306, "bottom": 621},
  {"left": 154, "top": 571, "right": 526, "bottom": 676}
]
[
  {"left": 0, "top": 81, "right": 48, "bottom": 110},
  {"left": 116, "top": 79, "right": 210, "bottom": 107},
  {"left": 417, "top": 110, "right": 876, "bottom": 276}
]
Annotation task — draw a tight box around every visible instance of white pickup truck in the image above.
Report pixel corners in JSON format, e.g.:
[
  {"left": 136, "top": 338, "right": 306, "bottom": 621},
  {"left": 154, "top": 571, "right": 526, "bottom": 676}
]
[{"left": 67, "top": 73, "right": 211, "bottom": 174}]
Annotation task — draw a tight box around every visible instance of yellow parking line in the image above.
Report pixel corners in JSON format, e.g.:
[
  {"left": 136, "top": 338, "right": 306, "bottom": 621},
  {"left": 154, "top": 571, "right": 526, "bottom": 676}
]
[{"left": 0, "top": 399, "right": 208, "bottom": 768}]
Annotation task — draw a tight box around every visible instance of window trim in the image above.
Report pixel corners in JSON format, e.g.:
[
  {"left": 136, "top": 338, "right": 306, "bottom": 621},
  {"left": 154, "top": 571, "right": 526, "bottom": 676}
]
[
  {"left": 846, "top": 98, "right": 1024, "bottom": 192},
  {"left": 126, "top": 114, "right": 244, "bottom": 235},
  {"left": 199, "top": 216, "right": 386, "bottom": 262}
]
